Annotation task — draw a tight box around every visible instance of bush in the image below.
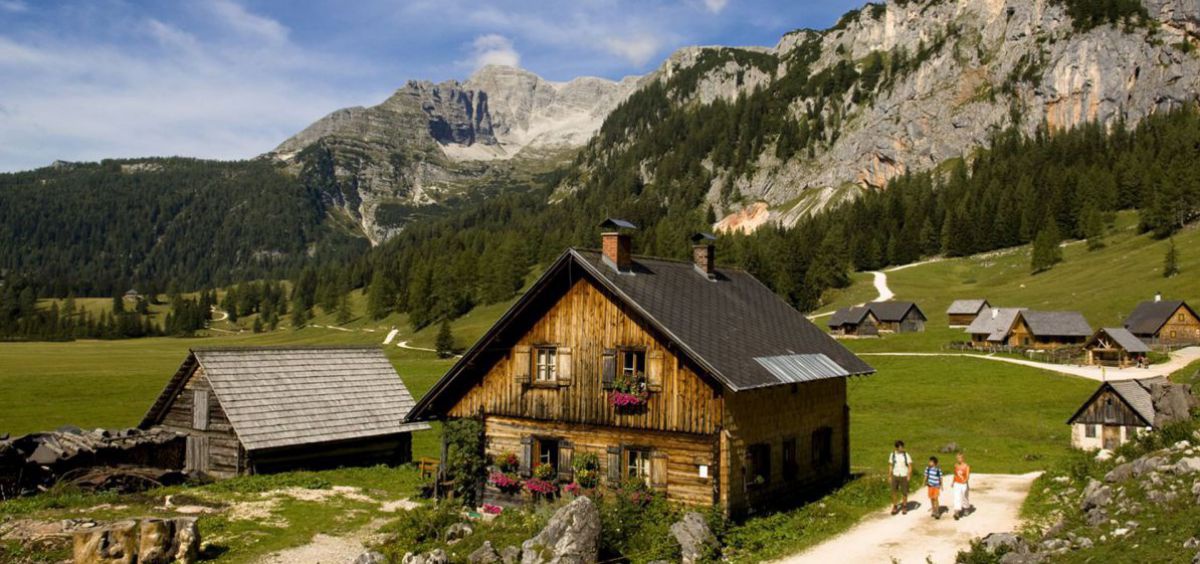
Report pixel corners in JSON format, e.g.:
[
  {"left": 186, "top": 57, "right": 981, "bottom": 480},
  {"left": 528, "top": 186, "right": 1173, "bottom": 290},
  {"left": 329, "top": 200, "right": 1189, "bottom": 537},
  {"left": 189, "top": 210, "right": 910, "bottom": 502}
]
[
  {"left": 443, "top": 418, "right": 487, "bottom": 506},
  {"left": 377, "top": 502, "right": 463, "bottom": 558},
  {"left": 598, "top": 489, "right": 682, "bottom": 563}
]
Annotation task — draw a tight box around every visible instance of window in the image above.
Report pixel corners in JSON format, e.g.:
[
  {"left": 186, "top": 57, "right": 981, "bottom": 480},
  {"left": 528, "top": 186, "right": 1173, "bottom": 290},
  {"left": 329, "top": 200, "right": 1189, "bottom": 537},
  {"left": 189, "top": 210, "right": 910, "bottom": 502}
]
[
  {"left": 621, "top": 349, "right": 646, "bottom": 378},
  {"left": 535, "top": 438, "right": 559, "bottom": 472},
  {"left": 1085, "top": 425, "right": 1097, "bottom": 438},
  {"left": 1104, "top": 398, "right": 1116, "bottom": 421},
  {"left": 1178, "top": 313, "right": 1186, "bottom": 322},
  {"left": 746, "top": 443, "right": 771, "bottom": 489},
  {"left": 782, "top": 438, "right": 798, "bottom": 481},
  {"left": 1170, "top": 331, "right": 1178, "bottom": 339},
  {"left": 812, "top": 427, "right": 833, "bottom": 466},
  {"left": 625, "top": 447, "right": 651, "bottom": 483},
  {"left": 535, "top": 347, "right": 557, "bottom": 382}
]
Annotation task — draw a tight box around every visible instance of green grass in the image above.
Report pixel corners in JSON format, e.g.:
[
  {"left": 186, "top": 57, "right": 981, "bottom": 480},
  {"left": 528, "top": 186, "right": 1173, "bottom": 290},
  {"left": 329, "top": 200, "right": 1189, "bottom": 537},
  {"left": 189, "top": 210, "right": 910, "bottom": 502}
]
[{"left": 827, "top": 212, "right": 1200, "bottom": 353}]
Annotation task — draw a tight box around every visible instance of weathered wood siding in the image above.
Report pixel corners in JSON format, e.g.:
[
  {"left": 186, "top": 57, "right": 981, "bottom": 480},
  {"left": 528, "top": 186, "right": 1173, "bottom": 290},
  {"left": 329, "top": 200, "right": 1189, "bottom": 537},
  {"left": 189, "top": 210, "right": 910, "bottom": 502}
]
[
  {"left": 157, "top": 366, "right": 241, "bottom": 478},
  {"left": 721, "top": 378, "right": 848, "bottom": 515},
  {"left": 1071, "top": 389, "right": 1147, "bottom": 427},
  {"left": 448, "top": 278, "right": 724, "bottom": 435},
  {"left": 483, "top": 416, "right": 716, "bottom": 507},
  {"left": 1155, "top": 305, "right": 1200, "bottom": 343},
  {"left": 948, "top": 313, "right": 979, "bottom": 327}
]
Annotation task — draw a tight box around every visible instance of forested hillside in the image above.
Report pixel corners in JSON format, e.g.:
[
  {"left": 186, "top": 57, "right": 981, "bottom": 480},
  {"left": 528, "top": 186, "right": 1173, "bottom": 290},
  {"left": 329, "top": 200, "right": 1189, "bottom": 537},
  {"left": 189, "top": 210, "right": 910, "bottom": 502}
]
[{"left": 0, "top": 158, "right": 367, "bottom": 296}]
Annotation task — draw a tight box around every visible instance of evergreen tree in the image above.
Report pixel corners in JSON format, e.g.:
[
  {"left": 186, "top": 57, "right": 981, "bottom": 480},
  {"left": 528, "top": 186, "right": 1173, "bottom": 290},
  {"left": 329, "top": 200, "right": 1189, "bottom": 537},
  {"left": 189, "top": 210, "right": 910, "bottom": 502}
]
[
  {"left": 290, "top": 296, "right": 308, "bottom": 329},
  {"left": 252, "top": 316, "right": 264, "bottom": 333},
  {"left": 1082, "top": 206, "right": 1106, "bottom": 250},
  {"left": 335, "top": 293, "right": 352, "bottom": 325},
  {"left": 366, "top": 269, "right": 394, "bottom": 320},
  {"left": 111, "top": 294, "right": 124, "bottom": 315},
  {"left": 1031, "top": 219, "right": 1064, "bottom": 273},
  {"left": 435, "top": 320, "right": 456, "bottom": 359},
  {"left": 1163, "top": 237, "right": 1180, "bottom": 278}
]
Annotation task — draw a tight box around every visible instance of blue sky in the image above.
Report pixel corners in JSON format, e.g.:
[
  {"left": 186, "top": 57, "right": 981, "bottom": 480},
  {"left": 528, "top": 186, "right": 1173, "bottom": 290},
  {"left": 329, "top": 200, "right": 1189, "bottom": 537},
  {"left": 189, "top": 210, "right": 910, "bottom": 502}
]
[{"left": 0, "top": 0, "right": 861, "bottom": 172}]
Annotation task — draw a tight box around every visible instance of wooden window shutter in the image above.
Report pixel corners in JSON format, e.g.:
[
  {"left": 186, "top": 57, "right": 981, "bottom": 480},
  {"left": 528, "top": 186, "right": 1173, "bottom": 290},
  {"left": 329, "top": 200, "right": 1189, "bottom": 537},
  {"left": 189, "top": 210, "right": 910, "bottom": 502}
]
[
  {"left": 646, "top": 350, "right": 664, "bottom": 392},
  {"left": 557, "top": 440, "right": 574, "bottom": 482},
  {"left": 601, "top": 349, "right": 617, "bottom": 389},
  {"left": 513, "top": 345, "right": 531, "bottom": 384},
  {"left": 606, "top": 445, "right": 622, "bottom": 484},
  {"left": 520, "top": 436, "right": 533, "bottom": 477},
  {"left": 192, "top": 390, "right": 209, "bottom": 431},
  {"left": 557, "top": 347, "right": 573, "bottom": 386},
  {"left": 651, "top": 451, "right": 668, "bottom": 491}
]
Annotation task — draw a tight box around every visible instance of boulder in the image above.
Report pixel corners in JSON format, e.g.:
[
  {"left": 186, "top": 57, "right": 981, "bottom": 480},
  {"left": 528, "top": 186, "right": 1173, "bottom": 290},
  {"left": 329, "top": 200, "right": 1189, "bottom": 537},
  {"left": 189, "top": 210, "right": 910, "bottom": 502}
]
[
  {"left": 1173, "top": 457, "right": 1200, "bottom": 475},
  {"left": 73, "top": 520, "right": 138, "bottom": 564},
  {"left": 670, "top": 512, "right": 719, "bottom": 564},
  {"left": 1000, "top": 553, "right": 1045, "bottom": 564},
  {"left": 500, "top": 545, "right": 521, "bottom": 564},
  {"left": 403, "top": 549, "right": 450, "bottom": 564},
  {"left": 445, "top": 522, "right": 474, "bottom": 544},
  {"left": 354, "top": 551, "right": 388, "bottom": 564},
  {"left": 469, "top": 541, "right": 502, "bottom": 564},
  {"left": 1080, "top": 479, "right": 1111, "bottom": 511},
  {"left": 1185, "top": 538, "right": 1200, "bottom": 549},
  {"left": 1105, "top": 462, "right": 1134, "bottom": 483},
  {"left": 1132, "top": 456, "right": 1166, "bottom": 477},
  {"left": 939, "top": 442, "right": 960, "bottom": 453},
  {"left": 1085, "top": 508, "right": 1108, "bottom": 526},
  {"left": 1150, "top": 382, "right": 1198, "bottom": 427},
  {"left": 980, "top": 532, "right": 1029, "bottom": 554},
  {"left": 519, "top": 496, "right": 600, "bottom": 564}
]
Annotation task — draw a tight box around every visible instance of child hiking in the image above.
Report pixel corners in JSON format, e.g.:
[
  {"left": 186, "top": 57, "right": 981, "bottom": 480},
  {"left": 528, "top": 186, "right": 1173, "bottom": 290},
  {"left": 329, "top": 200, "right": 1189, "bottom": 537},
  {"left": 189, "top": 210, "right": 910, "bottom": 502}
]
[
  {"left": 889, "top": 440, "right": 913, "bottom": 515},
  {"left": 953, "top": 452, "right": 972, "bottom": 520},
  {"left": 925, "top": 456, "right": 943, "bottom": 519}
]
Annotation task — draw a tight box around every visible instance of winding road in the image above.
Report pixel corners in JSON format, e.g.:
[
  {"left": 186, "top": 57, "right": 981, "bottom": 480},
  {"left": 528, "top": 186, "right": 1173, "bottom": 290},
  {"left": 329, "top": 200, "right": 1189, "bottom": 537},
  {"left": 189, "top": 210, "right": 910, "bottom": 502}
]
[{"left": 859, "top": 348, "right": 1200, "bottom": 382}]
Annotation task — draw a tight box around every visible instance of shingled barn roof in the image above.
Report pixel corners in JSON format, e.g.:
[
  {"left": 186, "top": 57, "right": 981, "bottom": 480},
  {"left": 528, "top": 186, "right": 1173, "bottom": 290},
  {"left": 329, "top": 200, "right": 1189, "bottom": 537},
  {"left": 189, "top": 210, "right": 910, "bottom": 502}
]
[
  {"left": 947, "top": 299, "right": 989, "bottom": 315},
  {"left": 1124, "top": 300, "right": 1195, "bottom": 336},
  {"left": 409, "top": 248, "right": 874, "bottom": 419},
  {"left": 141, "top": 348, "right": 428, "bottom": 451},
  {"left": 1021, "top": 311, "right": 1093, "bottom": 338},
  {"left": 964, "top": 308, "right": 1026, "bottom": 341},
  {"left": 1068, "top": 377, "right": 1167, "bottom": 428},
  {"left": 1086, "top": 327, "right": 1151, "bottom": 353},
  {"left": 867, "top": 301, "right": 925, "bottom": 322},
  {"left": 828, "top": 306, "right": 872, "bottom": 328}
]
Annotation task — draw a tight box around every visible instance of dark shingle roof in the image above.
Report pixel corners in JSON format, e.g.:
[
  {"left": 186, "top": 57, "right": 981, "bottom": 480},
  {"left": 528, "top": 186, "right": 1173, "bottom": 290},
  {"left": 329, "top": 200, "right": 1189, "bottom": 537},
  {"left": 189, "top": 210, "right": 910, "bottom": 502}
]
[
  {"left": 409, "top": 249, "right": 874, "bottom": 419},
  {"left": 828, "top": 306, "right": 871, "bottom": 328},
  {"left": 142, "top": 348, "right": 428, "bottom": 451},
  {"left": 1124, "top": 300, "right": 1192, "bottom": 336},
  {"left": 1069, "top": 378, "right": 1166, "bottom": 427},
  {"left": 867, "top": 301, "right": 925, "bottom": 322},
  {"left": 947, "top": 299, "right": 989, "bottom": 315},
  {"left": 1021, "top": 311, "right": 1092, "bottom": 338},
  {"left": 965, "top": 308, "right": 1026, "bottom": 341},
  {"left": 1087, "top": 328, "right": 1151, "bottom": 353}
]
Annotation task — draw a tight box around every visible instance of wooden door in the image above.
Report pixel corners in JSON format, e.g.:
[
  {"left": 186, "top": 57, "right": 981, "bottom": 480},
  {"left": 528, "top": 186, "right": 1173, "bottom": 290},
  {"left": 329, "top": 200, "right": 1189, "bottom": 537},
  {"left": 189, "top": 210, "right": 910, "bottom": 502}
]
[
  {"left": 185, "top": 436, "right": 211, "bottom": 474},
  {"left": 1102, "top": 426, "right": 1121, "bottom": 450}
]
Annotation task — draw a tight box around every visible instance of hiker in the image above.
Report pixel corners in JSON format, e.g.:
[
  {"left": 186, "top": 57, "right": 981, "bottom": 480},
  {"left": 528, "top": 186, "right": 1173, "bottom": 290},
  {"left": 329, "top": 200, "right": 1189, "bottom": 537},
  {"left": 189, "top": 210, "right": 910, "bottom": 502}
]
[
  {"left": 952, "top": 452, "right": 972, "bottom": 520},
  {"left": 889, "top": 440, "right": 913, "bottom": 515},
  {"left": 925, "top": 456, "right": 943, "bottom": 519}
]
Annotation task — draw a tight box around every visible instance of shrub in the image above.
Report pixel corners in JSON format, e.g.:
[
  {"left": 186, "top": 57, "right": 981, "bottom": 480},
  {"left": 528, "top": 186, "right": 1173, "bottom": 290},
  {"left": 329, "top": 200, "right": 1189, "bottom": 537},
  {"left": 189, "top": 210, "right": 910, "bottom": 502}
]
[
  {"left": 572, "top": 452, "right": 601, "bottom": 489},
  {"left": 598, "top": 490, "right": 681, "bottom": 562},
  {"left": 377, "top": 502, "right": 463, "bottom": 557},
  {"left": 444, "top": 418, "right": 487, "bottom": 506}
]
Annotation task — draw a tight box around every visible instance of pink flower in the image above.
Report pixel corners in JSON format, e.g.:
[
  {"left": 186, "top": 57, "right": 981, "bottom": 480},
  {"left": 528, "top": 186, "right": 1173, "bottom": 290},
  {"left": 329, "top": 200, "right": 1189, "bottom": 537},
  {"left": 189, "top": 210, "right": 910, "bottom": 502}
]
[
  {"left": 482, "top": 504, "right": 503, "bottom": 515},
  {"left": 489, "top": 472, "right": 523, "bottom": 493},
  {"left": 563, "top": 482, "right": 582, "bottom": 496},
  {"left": 525, "top": 478, "right": 558, "bottom": 495}
]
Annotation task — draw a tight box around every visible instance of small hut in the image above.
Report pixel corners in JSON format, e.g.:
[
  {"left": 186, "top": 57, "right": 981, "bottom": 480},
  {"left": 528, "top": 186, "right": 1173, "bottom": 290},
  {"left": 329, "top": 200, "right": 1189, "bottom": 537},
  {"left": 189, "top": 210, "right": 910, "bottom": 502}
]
[
  {"left": 946, "top": 299, "right": 990, "bottom": 327},
  {"left": 965, "top": 308, "right": 1026, "bottom": 347},
  {"left": 1124, "top": 298, "right": 1200, "bottom": 345},
  {"left": 1084, "top": 328, "right": 1150, "bottom": 368},
  {"left": 827, "top": 306, "right": 879, "bottom": 337},
  {"left": 867, "top": 301, "right": 926, "bottom": 333},
  {"left": 140, "top": 347, "right": 429, "bottom": 478},
  {"left": 1067, "top": 378, "right": 1197, "bottom": 450}
]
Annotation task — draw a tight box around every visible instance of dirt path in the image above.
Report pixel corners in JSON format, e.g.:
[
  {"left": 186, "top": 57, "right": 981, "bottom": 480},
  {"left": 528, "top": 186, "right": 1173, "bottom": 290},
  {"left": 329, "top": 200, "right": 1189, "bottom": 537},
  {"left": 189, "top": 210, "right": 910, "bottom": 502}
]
[
  {"left": 870, "top": 271, "right": 895, "bottom": 302},
  {"left": 256, "top": 519, "right": 387, "bottom": 564},
  {"left": 777, "top": 472, "right": 1040, "bottom": 564},
  {"left": 859, "top": 348, "right": 1200, "bottom": 381}
]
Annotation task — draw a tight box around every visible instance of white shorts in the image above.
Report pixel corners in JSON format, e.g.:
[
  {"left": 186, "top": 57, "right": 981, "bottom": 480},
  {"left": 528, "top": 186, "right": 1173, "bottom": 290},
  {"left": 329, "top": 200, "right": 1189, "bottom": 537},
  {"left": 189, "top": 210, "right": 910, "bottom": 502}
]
[{"left": 952, "top": 482, "right": 970, "bottom": 510}]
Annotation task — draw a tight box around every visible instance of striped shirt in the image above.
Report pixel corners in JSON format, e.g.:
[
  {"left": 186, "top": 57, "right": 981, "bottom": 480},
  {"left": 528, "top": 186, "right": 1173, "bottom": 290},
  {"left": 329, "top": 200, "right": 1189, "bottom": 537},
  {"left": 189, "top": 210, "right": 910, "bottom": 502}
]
[{"left": 925, "top": 466, "right": 943, "bottom": 487}]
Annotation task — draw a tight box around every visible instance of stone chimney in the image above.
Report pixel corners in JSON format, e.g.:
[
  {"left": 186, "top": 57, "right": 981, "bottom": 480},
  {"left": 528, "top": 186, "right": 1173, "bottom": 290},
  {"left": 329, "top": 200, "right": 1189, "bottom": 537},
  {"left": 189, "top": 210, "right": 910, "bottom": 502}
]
[
  {"left": 1155, "top": 292, "right": 1162, "bottom": 303},
  {"left": 691, "top": 233, "right": 717, "bottom": 280},
  {"left": 992, "top": 308, "right": 999, "bottom": 319},
  {"left": 599, "top": 218, "right": 636, "bottom": 273}
]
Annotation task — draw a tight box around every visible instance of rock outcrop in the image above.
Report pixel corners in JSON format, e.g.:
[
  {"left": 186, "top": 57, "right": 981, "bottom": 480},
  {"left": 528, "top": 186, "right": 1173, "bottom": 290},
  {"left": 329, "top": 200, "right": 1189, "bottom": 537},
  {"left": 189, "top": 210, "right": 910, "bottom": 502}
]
[
  {"left": 670, "top": 512, "right": 719, "bottom": 564},
  {"left": 519, "top": 496, "right": 601, "bottom": 564}
]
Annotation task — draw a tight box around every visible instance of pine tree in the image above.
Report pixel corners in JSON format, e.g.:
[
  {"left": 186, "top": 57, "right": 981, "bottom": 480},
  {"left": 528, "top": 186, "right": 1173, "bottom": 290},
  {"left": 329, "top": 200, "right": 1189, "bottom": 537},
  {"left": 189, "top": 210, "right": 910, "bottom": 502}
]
[
  {"left": 1163, "top": 237, "right": 1180, "bottom": 278},
  {"left": 252, "top": 317, "right": 264, "bottom": 333},
  {"left": 335, "top": 293, "right": 352, "bottom": 325},
  {"left": 290, "top": 295, "right": 308, "bottom": 329},
  {"left": 1082, "top": 206, "right": 1106, "bottom": 250},
  {"left": 366, "top": 269, "right": 393, "bottom": 320},
  {"left": 1031, "top": 219, "right": 1064, "bottom": 273},
  {"left": 435, "top": 320, "right": 456, "bottom": 359}
]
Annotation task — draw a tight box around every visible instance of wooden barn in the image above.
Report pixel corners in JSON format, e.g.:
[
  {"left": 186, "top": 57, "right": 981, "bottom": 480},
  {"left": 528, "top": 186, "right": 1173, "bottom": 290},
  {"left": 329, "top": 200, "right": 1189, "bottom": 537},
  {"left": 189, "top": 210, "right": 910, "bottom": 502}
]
[
  {"left": 1068, "top": 379, "right": 1162, "bottom": 450},
  {"left": 1084, "top": 327, "right": 1150, "bottom": 368},
  {"left": 965, "top": 308, "right": 1025, "bottom": 346},
  {"left": 140, "top": 347, "right": 429, "bottom": 478},
  {"left": 1124, "top": 298, "right": 1200, "bottom": 345},
  {"left": 946, "top": 299, "right": 990, "bottom": 327},
  {"left": 407, "top": 223, "right": 874, "bottom": 517},
  {"left": 827, "top": 306, "right": 879, "bottom": 337},
  {"left": 1014, "top": 311, "right": 1092, "bottom": 349},
  {"left": 868, "top": 301, "right": 927, "bottom": 333}
]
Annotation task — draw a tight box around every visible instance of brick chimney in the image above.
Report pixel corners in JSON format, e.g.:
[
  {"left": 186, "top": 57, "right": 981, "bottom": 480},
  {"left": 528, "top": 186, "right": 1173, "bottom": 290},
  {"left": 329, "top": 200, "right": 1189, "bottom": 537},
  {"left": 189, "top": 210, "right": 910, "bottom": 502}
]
[
  {"left": 691, "top": 232, "right": 716, "bottom": 280},
  {"left": 599, "top": 218, "right": 636, "bottom": 273}
]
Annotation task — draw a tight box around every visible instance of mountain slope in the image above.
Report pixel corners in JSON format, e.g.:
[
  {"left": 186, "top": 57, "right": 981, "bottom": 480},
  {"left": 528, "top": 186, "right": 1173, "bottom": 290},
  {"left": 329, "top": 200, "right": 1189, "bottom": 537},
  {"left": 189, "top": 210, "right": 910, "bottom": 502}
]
[
  {"left": 561, "top": 0, "right": 1200, "bottom": 231},
  {"left": 267, "top": 65, "right": 640, "bottom": 243}
]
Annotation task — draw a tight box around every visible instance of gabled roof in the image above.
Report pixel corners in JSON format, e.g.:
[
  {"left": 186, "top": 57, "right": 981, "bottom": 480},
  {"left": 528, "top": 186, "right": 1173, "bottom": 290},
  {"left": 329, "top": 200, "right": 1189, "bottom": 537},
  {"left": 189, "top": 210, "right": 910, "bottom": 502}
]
[
  {"left": 141, "top": 347, "right": 429, "bottom": 451},
  {"left": 1021, "top": 311, "right": 1092, "bottom": 338},
  {"left": 1124, "top": 300, "right": 1195, "bottom": 336},
  {"left": 408, "top": 249, "right": 874, "bottom": 420},
  {"left": 947, "top": 299, "right": 989, "bottom": 315},
  {"left": 867, "top": 301, "right": 925, "bottom": 322},
  {"left": 828, "top": 306, "right": 872, "bottom": 328},
  {"left": 965, "top": 308, "right": 1026, "bottom": 341},
  {"left": 1086, "top": 327, "right": 1151, "bottom": 353},
  {"left": 1067, "top": 377, "right": 1166, "bottom": 427}
]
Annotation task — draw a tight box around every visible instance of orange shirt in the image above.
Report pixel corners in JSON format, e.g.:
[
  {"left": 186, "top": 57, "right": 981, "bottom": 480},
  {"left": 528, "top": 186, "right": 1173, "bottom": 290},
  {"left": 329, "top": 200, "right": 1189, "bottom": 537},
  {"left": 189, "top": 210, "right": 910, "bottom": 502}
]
[{"left": 954, "top": 462, "right": 970, "bottom": 484}]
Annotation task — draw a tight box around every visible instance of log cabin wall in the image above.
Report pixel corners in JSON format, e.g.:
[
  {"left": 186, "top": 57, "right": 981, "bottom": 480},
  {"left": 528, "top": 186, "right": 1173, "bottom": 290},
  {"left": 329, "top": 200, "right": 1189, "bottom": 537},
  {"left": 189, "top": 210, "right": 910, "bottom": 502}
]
[
  {"left": 156, "top": 366, "right": 242, "bottom": 478},
  {"left": 1156, "top": 305, "right": 1200, "bottom": 343},
  {"left": 720, "top": 377, "right": 848, "bottom": 515},
  {"left": 448, "top": 278, "right": 724, "bottom": 435},
  {"left": 483, "top": 415, "right": 717, "bottom": 507},
  {"left": 1071, "top": 389, "right": 1147, "bottom": 427}
]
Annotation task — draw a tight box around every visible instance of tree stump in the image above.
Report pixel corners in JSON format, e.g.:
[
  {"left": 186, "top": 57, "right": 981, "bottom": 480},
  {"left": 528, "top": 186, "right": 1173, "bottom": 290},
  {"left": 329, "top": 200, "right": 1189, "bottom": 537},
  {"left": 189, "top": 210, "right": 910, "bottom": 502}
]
[{"left": 72, "top": 520, "right": 137, "bottom": 564}]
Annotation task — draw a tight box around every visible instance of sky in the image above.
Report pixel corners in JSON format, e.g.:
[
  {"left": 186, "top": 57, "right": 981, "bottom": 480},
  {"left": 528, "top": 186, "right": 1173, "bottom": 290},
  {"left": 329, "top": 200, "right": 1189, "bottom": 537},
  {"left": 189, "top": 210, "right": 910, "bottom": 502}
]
[{"left": 0, "top": 0, "right": 862, "bottom": 172}]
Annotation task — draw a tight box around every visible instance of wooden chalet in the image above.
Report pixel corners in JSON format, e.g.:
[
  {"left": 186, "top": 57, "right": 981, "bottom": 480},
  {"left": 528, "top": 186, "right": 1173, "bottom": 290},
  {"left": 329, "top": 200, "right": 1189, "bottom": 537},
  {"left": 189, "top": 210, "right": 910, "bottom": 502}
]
[
  {"left": 1084, "top": 327, "right": 1150, "bottom": 368},
  {"left": 965, "top": 308, "right": 1025, "bottom": 346},
  {"left": 1124, "top": 298, "right": 1200, "bottom": 345},
  {"left": 827, "top": 306, "right": 879, "bottom": 337},
  {"left": 966, "top": 309, "right": 1090, "bottom": 349},
  {"left": 866, "top": 301, "right": 926, "bottom": 333},
  {"left": 140, "top": 348, "right": 429, "bottom": 478},
  {"left": 946, "top": 299, "right": 990, "bottom": 327},
  {"left": 1068, "top": 378, "right": 1163, "bottom": 450},
  {"left": 407, "top": 223, "right": 874, "bottom": 516}
]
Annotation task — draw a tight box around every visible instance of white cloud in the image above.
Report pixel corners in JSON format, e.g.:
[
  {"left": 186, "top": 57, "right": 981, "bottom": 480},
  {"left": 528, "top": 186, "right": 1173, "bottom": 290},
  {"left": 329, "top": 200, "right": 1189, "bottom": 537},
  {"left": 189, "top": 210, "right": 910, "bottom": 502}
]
[
  {"left": 0, "top": 1, "right": 28, "bottom": 13},
  {"left": 703, "top": 0, "right": 729, "bottom": 14},
  {"left": 604, "top": 34, "right": 661, "bottom": 66},
  {"left": 468, "top": 34, "right": 520, "bottom": 69},
  {"left": 205, "top": 0, "right": 289, "bottom": 45}
]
